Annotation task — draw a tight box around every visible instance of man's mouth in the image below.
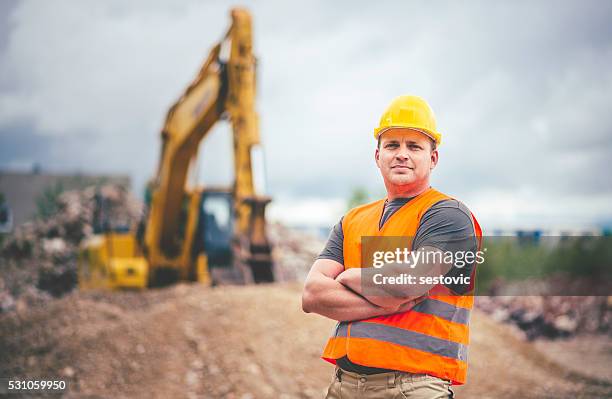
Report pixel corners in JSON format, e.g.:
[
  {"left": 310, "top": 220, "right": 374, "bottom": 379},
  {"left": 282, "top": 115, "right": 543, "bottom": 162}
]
[{"left": 391, "top": 165, "right": 413, "bottom": 170}]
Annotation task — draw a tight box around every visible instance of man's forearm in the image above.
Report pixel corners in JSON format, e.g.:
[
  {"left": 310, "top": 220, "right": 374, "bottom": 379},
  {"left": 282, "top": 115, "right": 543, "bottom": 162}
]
[
  {"left": 336, "top": 267, "right": 429, "bottom": 308},
  {"left": 303, "top": 272, "right": 403, "bottom": 321}
]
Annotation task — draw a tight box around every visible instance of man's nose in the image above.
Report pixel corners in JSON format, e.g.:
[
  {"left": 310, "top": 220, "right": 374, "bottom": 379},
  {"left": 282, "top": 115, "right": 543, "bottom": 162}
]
[{"left": 395, "top": 148, "right": 410, "bottom": 160}]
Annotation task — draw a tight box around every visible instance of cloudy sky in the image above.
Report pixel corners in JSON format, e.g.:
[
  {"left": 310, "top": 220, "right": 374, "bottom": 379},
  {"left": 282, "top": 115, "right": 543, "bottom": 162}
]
[{"left": 0, "top": 0, "right": 611, "bottom": 230}]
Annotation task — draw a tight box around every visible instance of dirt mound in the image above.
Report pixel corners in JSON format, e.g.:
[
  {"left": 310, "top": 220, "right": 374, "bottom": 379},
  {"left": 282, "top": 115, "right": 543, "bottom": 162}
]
[{"left": 1, "top": 282, "right": 610, "bottom": 398}]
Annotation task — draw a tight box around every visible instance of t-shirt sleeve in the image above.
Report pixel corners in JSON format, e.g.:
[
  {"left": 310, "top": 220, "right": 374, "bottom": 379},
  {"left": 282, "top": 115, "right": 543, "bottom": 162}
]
[
  {"left": 413, "top": 200, "right": 477, "bottom": 294},
  {"left": 317, "top": 216, "right": 344, "bottom": 265}
]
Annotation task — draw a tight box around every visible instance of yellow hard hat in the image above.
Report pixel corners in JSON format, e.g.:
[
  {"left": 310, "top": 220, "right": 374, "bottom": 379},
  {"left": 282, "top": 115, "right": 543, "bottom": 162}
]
[{"left": 373, "top": 95, "right": 442, "bottom": 146}]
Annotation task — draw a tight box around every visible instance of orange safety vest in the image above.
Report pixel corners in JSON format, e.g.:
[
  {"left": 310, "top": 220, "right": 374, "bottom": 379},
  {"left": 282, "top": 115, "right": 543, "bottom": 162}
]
[{"left": 321, "top": 187, "right": 482, "bottom": 385}]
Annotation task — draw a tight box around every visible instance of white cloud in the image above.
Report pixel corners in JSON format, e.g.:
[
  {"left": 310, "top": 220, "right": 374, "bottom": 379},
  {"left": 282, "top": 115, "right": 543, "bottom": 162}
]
[
  {"left": 268, "top": 196, "right": 345, "bottom": 227},
  {"left": 466, "top": 188, "right": 612, "bottom": 231}
]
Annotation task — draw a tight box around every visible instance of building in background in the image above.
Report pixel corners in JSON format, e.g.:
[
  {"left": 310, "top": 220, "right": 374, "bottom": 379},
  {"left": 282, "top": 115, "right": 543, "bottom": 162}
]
[{"left": 0, "top": 168, "right": 130, "bottom": 230}]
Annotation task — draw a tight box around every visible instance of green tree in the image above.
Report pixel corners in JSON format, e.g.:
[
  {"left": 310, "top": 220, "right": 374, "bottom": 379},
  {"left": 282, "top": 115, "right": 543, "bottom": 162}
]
[
  {"left": 347, "top": 187, "right": 370, "bottom": 210},
  {"left": 36, "top": 182, "right": 65, "bottom": 220}
]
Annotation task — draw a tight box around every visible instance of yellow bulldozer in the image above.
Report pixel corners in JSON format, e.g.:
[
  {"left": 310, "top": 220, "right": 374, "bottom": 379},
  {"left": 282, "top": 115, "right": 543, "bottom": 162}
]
[{"left": 78, "top": 8, "right": 275, "bottom": 290}]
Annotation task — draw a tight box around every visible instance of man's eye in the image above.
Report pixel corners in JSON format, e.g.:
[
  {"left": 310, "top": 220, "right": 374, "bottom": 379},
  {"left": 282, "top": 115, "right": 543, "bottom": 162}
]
[
  {"left": 409, "top": 145, "right": 422, "bottom": 150},
  {"left": 386, "top": 144, "right": 399, "bottom": 148}
]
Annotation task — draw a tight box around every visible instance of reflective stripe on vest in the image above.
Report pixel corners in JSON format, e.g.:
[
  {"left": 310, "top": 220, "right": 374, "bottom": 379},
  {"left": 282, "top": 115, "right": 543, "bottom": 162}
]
[
  {"left": 320, "top": 187, "right": 482, "bottom": 385},
  {"left": 350, "top": 321, "right": 468, "bottom": 361},
  {"left": 336, "top": 322, "right": 348, "bottom": 337},
  {"left": 412, "top": 298, "right": 471, "bottom": 325}
]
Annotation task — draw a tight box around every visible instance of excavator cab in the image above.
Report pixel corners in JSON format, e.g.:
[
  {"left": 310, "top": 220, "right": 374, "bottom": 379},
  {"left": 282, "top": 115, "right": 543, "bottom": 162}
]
[
  {"left": 199, "top": 190, "right": 234, "bottom": 268},
  {"left": 195, "top": 189, "right": 274, "bottom": 284}
]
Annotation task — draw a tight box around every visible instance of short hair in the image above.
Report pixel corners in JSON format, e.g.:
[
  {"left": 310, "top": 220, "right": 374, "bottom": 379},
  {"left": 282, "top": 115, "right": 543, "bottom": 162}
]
[{"left": 377, "top": 135, "right": 436, "bottom": 152}]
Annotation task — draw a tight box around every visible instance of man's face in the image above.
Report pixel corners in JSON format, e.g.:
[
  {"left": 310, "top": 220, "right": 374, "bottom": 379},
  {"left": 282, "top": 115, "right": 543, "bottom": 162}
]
[{"left": 375, "top": 128, "right": 438, "bottom": 188}]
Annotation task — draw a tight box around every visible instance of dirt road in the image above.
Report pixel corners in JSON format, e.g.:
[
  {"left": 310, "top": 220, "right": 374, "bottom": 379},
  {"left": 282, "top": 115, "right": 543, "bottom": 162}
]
[{"left": 1, "top": 282, "right": 610, "bottom": 398}]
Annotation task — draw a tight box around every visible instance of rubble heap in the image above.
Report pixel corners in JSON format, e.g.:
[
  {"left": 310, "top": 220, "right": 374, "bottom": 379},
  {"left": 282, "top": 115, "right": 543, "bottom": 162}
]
[
  {"left": 476, "top": 295, "right": 612, "bottom": 340},
  {"left": 267, "top": 222, "right": 325, "bottom": 282},
  {"left": 0, "top": 185, "right": 142, "bottom": 313}
]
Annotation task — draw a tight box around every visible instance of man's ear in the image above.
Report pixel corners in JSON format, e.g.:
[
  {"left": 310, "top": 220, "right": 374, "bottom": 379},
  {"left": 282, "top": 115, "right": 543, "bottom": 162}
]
[
  {"left": 375, "top": 148, "right": 380, "bottom": 168},
  {"left": 430, "top": 149, "right": 439, "bottom": 170}
]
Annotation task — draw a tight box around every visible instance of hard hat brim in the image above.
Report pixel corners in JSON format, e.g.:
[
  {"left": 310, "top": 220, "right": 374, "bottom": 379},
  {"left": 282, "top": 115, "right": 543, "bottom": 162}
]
[{"left": 375, "top": 126, "right": 441, "bottom": 146}]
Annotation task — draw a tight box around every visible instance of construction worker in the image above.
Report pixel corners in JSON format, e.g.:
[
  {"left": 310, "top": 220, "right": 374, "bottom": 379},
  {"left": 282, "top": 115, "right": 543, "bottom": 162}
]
[{"left": 302, "top": 95, "right": 482, "bottom": 399}]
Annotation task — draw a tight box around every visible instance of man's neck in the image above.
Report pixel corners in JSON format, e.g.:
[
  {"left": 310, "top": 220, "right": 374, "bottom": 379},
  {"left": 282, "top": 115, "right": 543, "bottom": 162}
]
[{"left": 386, "top": 183, "right": 430, "bottom": 201}]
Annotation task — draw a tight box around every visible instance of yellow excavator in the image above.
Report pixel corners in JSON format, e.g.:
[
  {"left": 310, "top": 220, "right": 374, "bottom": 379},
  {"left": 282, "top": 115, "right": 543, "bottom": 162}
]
[{"left": 78, "top": 8, "right": 274, "bottom": 289}]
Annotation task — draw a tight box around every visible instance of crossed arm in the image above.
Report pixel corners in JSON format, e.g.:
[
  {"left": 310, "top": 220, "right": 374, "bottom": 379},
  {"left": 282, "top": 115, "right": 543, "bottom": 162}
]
[{"left": 301, "top": 258, "right": 427, "bottom": 322}]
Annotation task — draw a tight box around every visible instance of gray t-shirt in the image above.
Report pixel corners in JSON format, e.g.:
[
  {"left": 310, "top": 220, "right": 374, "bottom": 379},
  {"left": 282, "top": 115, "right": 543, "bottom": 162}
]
[{"left": 318, "top": 196, "right": 478, "bottom": 375}]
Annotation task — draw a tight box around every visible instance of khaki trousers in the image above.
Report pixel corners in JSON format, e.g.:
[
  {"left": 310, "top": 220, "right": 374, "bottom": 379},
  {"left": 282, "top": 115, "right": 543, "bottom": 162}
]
[{"left": 325, "top": 367, "right": 454, "bottom": 399}]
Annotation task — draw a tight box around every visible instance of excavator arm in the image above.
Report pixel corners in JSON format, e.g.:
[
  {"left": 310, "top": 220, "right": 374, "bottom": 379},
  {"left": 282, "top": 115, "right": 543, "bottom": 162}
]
[{"left": 147, "top": 43, "right": 224, "bottom": 255}]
